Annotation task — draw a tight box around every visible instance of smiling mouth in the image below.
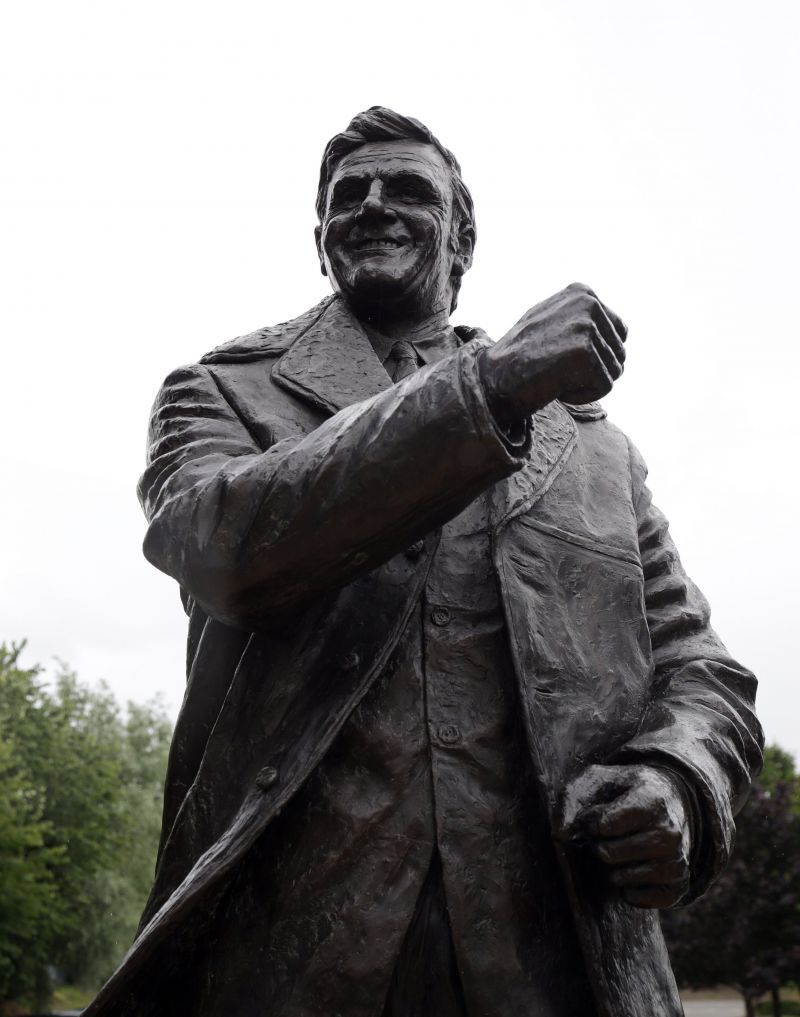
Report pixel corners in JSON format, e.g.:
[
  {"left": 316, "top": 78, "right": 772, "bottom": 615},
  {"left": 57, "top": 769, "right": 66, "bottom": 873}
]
[{"left": 351, "top": 237, "right": 409, "bottom": 251}]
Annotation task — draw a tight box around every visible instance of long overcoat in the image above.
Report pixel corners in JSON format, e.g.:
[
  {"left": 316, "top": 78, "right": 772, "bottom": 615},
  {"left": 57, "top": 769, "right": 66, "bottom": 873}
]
[{"left": 85, "top": 294, "right": 763, "bottom": 1017}]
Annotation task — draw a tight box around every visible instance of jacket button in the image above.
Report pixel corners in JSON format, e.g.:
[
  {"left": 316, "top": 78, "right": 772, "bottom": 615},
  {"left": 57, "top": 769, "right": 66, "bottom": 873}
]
[
  {"left": 436, "top": 724, "right": 461, "bottom": 745},
  {"left": 339, "top": 650, "right": 360, "bottom": 670},
  {"left": 255, "top": 766, "right": 278, "bottom": 791},
  {"left": 405, "top": 540, "right": 425, "bottom": 561},
  {"left": 431, "top": 606, "right": 451, "bottom": 627}
]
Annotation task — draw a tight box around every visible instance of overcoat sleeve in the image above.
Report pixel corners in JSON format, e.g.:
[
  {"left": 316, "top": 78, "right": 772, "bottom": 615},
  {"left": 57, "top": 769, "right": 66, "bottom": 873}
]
[
  {"left": 613, "top": 439, "right": 764, "bottom": 901},
  {"left": 138, "top": 344, "right": 529, "bottom": 630}
]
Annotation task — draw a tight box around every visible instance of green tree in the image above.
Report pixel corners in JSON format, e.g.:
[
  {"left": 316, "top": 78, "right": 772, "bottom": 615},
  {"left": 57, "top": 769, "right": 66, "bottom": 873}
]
[
  {"left": 0, "top": 642, "right": 172, "bottom": 1008},
  {"left": 0, "top": 645, "right": 63, "bottom": 1006},
  {"left": 51, "top": 683, "right": 172, "bottom": 986},
  {"left": 662, "top": 746, "right": 800, "bottom": 1017},
  {"left": 759, "top": 744, "right": 800, "bottom": 813}
]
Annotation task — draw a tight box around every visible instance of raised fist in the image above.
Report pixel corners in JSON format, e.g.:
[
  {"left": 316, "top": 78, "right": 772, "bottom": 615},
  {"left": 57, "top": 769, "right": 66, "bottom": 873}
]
[{"left": 479, "top": 282, "right": 628, "bottom": 422}]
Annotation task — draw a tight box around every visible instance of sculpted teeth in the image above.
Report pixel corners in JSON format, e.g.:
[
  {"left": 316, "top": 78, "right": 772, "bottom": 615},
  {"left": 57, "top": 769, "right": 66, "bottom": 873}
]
[{"left": 355, "top": 238, "right": 404, "bottom": 248}]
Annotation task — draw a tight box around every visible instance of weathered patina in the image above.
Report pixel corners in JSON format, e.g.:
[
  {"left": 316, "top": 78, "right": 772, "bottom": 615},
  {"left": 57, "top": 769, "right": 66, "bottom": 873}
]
[{"left": 86, "top": 107, "right": 762, "bottom": 1017}]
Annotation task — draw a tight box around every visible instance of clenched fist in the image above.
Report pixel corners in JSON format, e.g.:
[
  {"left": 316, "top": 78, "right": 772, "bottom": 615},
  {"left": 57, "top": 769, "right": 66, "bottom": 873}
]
[
  {"left": 556, "top": 764, "right": 694, "bottom": 909},
  {"left": 479, "top": 282, "right": 627, "bottom": 423}
]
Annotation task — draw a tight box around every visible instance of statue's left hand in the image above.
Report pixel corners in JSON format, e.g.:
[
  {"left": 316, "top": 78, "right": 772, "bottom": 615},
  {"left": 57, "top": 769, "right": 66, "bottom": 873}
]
[{"left": 556, "top": 764, "right": 692, "bottom": 908}]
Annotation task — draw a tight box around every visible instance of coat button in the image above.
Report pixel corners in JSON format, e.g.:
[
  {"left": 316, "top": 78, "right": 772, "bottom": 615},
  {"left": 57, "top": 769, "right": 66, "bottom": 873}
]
[
  {"left": 436, "top": 724, "right": 461, "bottom": 745},
  {"left": 405, "top": 540, "right": 425, "bottom": 561},
  {"left": 430, "top": 606, "right": 451, "bottom": 627},
  {"left": 255, "top": 766, "right": 278, "bottom": 791},
  {"left": 339, "top": 650, "right": 360, "bottom": 670}
]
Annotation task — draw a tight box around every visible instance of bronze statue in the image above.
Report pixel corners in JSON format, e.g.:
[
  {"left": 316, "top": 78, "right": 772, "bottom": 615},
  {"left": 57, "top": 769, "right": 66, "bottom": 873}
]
[{"left": 86, "top": 107, "right": 763, "bottom": 1017}]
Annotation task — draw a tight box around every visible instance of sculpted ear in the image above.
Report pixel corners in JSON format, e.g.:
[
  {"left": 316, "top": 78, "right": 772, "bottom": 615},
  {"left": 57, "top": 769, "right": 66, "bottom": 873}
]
[
  {"left": 451, "top": 221, "right": 475, "bottom": 279},
  {"left": 314, "top": 225, "right": 328, "bottom": 277}
]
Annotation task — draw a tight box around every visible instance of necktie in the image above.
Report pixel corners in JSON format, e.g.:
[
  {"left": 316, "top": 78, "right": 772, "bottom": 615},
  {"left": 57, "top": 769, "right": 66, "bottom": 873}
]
[{"left": 385, "top": 340, "right": 419, "bottom": 382}]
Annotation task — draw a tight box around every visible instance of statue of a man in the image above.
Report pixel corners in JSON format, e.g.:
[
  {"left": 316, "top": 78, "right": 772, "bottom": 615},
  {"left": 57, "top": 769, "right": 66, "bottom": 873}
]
[{"left": 87, "top": 107, "right": 763, "bottom": 1017}]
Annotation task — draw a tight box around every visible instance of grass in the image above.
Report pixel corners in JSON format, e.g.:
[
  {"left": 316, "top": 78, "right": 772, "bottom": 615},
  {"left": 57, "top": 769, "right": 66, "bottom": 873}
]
[
  {"left": 682, "top": 987, "right": 800, "bottom": 1014},
  {"left": 0, "top": 984, "right": 94, "bottom": 1016},
  {"left": 49, "top": 984, "right": 96, "bottom": 1009}
]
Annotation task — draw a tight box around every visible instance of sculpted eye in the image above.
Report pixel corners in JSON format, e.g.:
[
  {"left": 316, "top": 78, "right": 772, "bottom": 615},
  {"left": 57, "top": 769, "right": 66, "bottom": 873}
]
[
  {"left": 386, "top": 177, "right": 439, "bottom": 203},
  {"left": 329, "top": 179, "right": 367, "bottom": 211}
]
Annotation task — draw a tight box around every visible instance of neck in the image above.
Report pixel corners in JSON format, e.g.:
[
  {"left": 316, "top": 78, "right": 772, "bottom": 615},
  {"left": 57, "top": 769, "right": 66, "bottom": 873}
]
[{"left": 352, "top": 302, "right": 452, "bottom": 343}]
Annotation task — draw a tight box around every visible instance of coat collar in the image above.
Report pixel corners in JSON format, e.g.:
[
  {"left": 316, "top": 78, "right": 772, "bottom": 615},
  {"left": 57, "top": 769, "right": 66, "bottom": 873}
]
[
  {"left": 271, "top": 296, "right": 393, "bottom": 414},
  {"left": 271, "top": 295, "right": 578, "bottom": 529}
]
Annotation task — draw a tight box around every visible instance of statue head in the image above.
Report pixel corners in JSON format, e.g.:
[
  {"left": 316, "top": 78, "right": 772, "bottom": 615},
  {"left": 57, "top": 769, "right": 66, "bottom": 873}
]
[{"left": 315, "top": 107, "right": 476, "bottom": 321}]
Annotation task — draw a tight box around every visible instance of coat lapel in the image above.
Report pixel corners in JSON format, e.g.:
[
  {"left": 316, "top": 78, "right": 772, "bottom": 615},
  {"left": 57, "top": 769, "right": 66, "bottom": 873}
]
[
  {"left": 272, "top": 296, "right": 393, "bottom": 414},
  {"left": 272, "top": 295, "right": 578, "bottom": 529},
  {"left": 453, "top": 327, "right": 578, "bottom": 530},
  {"left": 490, "top": 400, "right": 578, "bottom": 532}
]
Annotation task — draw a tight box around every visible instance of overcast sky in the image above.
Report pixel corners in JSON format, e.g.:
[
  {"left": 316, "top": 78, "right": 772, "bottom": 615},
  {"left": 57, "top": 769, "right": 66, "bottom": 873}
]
[{"left": 2, "top": 0, "right": 798, "bottom": 756}]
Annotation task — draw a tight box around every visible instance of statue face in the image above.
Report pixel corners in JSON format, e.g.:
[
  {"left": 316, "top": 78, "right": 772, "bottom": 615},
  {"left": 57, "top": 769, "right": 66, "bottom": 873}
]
[{"left": 316, "top": 140, "right": 465, "bottom": 320}]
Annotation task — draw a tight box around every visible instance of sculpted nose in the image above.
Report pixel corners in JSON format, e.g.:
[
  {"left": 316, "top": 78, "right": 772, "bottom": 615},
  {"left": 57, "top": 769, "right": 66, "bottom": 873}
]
[{"left": 355, "top": 180, "right": 396, "bottom": 223}]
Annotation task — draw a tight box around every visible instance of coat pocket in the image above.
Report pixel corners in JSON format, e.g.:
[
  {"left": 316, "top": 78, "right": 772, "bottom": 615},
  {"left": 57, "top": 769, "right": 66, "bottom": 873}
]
[{"left": 498, "top": 518, "right": 654, "bottom": 792}]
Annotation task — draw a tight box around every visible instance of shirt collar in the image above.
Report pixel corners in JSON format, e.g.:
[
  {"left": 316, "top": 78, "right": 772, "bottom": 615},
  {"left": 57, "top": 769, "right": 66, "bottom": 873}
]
[
  {"left": 365, "top": 323, "right": 461, "bottom": 367},
  {"left": 410, "top": 327, "right": 460, "bottom": 365}
]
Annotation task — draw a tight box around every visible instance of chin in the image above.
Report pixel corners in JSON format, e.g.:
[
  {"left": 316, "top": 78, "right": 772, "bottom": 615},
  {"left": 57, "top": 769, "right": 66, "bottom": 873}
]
[{"left": 341, "top": 267, "right": 419, "bottom": 308}]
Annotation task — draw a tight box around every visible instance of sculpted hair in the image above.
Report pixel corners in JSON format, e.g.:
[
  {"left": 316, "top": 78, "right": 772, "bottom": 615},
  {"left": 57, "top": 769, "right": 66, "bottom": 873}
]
[{"left": 316, "top": 106, "right": 476, "bottom": 309}]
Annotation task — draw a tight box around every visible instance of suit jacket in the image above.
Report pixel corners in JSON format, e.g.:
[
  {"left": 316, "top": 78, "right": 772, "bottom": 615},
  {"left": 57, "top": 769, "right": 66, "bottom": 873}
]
[{"left": 85, "top": 294, "right": 763, "bottom": 1017}]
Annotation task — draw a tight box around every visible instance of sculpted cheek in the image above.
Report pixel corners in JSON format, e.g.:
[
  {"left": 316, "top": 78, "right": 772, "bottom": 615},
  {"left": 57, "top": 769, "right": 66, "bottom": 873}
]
[
  {"left": 400, "top": 207, "right": 443, "bottom": 239},
  {"left": 323, "top": 222, "right": 347, "bottom": 252}
]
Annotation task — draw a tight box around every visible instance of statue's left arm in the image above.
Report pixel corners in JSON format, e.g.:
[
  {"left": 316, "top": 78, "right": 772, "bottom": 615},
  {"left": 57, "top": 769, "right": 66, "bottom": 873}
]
[{"left": 560, "top": 440, "right": 763, "bottom": 906}]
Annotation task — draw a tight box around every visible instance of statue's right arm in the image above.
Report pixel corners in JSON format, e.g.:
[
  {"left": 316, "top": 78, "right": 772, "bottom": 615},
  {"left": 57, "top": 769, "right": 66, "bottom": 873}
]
[{"left": 138, "top": 343, "right": 528, "bottom": 630}]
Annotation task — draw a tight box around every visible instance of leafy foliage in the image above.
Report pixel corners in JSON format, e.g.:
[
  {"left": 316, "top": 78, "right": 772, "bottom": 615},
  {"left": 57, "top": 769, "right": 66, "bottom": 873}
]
[
  {"left": 663, "top": 745, "right": 800, "bottom": 1016},
  {"left": 0, "top": 642, "right": 172, "bottom": 1008},
  {"left": 759, "top": 745, "right": 800, "bottom": 813}
]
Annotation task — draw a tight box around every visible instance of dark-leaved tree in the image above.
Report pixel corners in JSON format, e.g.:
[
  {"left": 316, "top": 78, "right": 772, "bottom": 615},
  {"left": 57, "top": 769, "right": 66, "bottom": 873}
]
[{"left": 662, "top": 746, "right": 800, "bottom": 1017}]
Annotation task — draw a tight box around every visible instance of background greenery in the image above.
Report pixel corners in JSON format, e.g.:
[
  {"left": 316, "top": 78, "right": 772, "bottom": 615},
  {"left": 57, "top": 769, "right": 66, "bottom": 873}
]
[
  {"left": 659, "top": 749, "right": 800, "bottom": 1017},
  {"left": 0, "top": 642, "right": 171, "bottom": 1012}
]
